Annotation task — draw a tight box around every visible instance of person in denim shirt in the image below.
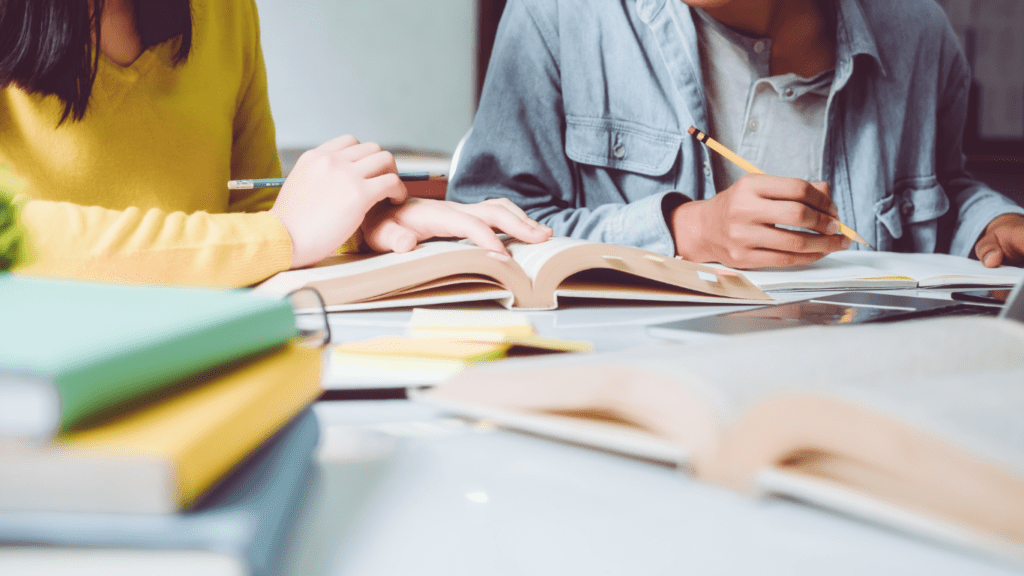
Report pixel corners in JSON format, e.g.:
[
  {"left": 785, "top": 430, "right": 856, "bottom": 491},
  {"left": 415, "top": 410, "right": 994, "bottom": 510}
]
[{"left": 449, "top": 0, "right": 1024, "bottom": 269}]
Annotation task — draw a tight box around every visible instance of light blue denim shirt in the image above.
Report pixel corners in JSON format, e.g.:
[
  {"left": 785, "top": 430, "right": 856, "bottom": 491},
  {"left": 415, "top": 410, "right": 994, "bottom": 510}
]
[{"left": 448, "top": 0, "right": 1024, "bottom": 257}]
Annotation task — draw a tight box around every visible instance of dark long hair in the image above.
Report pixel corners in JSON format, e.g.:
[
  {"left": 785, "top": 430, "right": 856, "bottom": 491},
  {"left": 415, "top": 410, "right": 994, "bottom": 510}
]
[{"left": 0, "top": 0, "right": 192, "bottom": 124}]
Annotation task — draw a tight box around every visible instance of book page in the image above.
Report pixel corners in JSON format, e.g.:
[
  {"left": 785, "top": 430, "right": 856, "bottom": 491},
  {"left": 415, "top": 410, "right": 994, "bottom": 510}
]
[
  {"left": 842, "top": 252, "right": 1024, "bottom": 288},
  {"left": 614, "top": 318, "right": 1024, "bottom": 463},
  {"left": 719, "top": 251, "right": 1023, "bottom": 291},
  {"left": 508, "top": 238, "right": 771, "bottom": 308},
  {"left": 254, "top": 242, "right": 482, "bottom": 297},
  {"left": 427, "top": 317, "right": 1024, "bottom": 469},
  {"left": 506, "top": 237, "right": 593, "bottom": 282}
]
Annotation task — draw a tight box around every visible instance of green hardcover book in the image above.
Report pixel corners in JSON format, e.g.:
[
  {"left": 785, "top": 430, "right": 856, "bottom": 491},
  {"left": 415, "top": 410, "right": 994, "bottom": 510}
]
[{"left": 0, "top": 275, "right": 297, "bottom": 440}]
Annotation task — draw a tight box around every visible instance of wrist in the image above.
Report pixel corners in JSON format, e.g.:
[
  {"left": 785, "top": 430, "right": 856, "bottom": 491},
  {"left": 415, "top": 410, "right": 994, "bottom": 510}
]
[
  {"left": 269, "top": 207, "right": 317, "bottom": 269},
  {"left": 669, "top": 199, "right": 713, "bottom": 262}
]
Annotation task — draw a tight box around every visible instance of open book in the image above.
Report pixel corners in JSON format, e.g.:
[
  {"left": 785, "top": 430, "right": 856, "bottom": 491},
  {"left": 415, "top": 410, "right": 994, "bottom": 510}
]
[
  {"left": 255, "top": 237, "right": 772, "bottom": 311},
  {"left": 416, "top": 317, "right": 1024, "bottom": 565},
  {"left": 719, "top": 251, "right": 1024, "bottom": 291}
]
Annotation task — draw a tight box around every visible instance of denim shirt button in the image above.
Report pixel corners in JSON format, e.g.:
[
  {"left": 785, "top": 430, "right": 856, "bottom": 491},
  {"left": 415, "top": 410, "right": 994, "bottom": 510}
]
[
  {"left": 703, "top": 162, "right": 712, "bottom": 176},
  {"left": 783, "top": 87, "right": 795, "bottom": 99},
  {"left": 900, "top": 199, "right": 914, "bottom": 216},
  {"left": 613, "top": 143, "right": 626, "bottom": 159}
]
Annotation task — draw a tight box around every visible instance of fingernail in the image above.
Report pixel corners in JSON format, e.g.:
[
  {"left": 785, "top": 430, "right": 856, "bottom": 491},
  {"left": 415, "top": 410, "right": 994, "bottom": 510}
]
[
  {"left": 841, "top": 237, "right": 852, "bottom": 249},
  {"left": 486, "top": 251, "right": 511, "bottom": 262},
  {"left": 983, "top": 252, "right": 997, "bottom": 267},
  {"left": 826, "top": 219, "right": 840, "bottom": 235}
]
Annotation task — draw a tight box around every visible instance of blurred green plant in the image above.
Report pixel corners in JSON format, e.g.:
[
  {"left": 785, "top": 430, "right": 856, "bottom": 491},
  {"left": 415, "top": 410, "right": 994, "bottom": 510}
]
[{"left": 0, "top": 192, "right": 25, "bottom": 271}]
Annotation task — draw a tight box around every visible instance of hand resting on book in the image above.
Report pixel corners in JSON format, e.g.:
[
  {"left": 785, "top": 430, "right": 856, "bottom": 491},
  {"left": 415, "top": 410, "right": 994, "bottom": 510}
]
[
  {"left": 361, "top": 197, "right": 553, "bottom": 256},
  {"left": 270, "top": 135, "right": 552, "bottom": 268}
]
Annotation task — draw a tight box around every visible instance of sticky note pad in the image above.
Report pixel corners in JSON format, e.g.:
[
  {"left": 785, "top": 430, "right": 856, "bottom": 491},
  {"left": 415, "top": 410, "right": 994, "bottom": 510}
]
[
  {"left": 409, "top": 308, "right": 535, "bottom": 340},
  {"left": 333, "top": 337, "right": 509, "bottom": 361}
]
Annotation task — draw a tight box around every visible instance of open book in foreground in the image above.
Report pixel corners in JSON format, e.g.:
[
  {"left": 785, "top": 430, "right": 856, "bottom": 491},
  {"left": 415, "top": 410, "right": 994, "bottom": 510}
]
[
  {"left": 416, "top": 317, "right": 1024, "bottom": 565},
  {"left": 254, "top": 237, "right": 772, "bottom": 311},
  {"left": 719, "top": 251, "right": 1024, "bottom": 291}
]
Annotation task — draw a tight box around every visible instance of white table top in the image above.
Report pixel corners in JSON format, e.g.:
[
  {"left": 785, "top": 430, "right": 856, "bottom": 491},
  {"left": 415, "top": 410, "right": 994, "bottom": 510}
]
[{"left": 283, "top": 293, "right": 1019, "bottom": 576}]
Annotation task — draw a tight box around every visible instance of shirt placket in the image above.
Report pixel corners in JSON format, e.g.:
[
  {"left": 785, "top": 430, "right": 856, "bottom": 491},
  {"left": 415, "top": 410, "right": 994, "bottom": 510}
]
[
  {"left": 738, "top": 42, "right": 774, "bottom": 176},
  {"left": 638, "top": 0, "right": 716, "bottom": 199}
]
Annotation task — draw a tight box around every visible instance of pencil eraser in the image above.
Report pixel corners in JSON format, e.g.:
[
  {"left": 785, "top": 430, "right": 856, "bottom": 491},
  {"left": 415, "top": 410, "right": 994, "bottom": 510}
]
[{"left": 687, "top": 126, "right": 697, "bottom": 136}]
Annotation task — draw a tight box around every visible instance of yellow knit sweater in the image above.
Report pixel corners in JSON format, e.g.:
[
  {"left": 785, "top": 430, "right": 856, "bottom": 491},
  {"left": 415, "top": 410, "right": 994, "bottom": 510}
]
[{"left": 0, "top": 0, "right": 312, "bottom": 287}]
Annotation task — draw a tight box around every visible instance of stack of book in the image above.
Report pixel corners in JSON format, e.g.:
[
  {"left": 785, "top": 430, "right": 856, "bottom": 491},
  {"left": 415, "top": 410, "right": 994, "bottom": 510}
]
[{"left": 0, "top": 275, "right": 324, "bottom": 576}]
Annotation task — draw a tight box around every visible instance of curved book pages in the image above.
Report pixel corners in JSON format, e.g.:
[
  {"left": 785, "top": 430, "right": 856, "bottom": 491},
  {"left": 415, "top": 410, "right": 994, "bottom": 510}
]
[
  {"left": 255, "top": 237, "right": 773, "bottom": 311},
  {"left": 416, "top": 316, "right": 1024, "bottom": 566}
]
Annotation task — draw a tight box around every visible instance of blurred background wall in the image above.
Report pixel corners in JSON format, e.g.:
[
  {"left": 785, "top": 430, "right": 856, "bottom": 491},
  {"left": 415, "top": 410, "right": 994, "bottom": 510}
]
[
  {"left": 254, "top": 0, "right": 478, "bottom": 156},
  {"left": 936, "top": 0, "right": 1024, "bottom": 205}
]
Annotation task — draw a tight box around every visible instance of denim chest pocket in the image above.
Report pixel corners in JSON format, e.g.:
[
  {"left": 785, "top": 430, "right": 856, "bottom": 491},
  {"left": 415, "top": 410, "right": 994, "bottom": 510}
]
[
  {"left": 564, "top": 116, "right": 682, "bottom": 205},
  {"left": 565, "top": 116, "right": 681, "bottom": 173},
  {"left": 874, "top": 175, "right": 949, "bottom": 252}
]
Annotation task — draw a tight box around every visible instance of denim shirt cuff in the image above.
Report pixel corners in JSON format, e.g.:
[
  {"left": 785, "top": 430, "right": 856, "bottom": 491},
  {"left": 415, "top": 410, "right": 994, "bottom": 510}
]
[
  {"left": 607, "top": 190, "right": 687, "bottom": 257},
  {"left": 952, "top": 201, "right": 1024, "bottom": 258}
]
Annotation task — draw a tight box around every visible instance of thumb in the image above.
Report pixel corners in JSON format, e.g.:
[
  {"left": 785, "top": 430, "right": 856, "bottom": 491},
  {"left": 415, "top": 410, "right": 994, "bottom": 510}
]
[
  {"left": 974, "top": 232, "right": 1004, "bottom": 268},
  {"left": 363, "top": 219, "right": 418, "bottom": 253}
]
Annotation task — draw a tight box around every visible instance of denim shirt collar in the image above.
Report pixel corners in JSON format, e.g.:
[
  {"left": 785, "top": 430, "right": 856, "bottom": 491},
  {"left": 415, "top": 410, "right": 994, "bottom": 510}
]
[
  {"left": 832, "top": 0, "right": 887, "bottom": 89},
  {"left": 636, "top": 0, "right": 710, "bottom": 136}
]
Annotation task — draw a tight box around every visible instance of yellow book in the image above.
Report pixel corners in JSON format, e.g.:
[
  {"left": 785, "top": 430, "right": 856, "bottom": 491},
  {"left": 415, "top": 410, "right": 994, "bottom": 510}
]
[{"left": 0, "top": 344, "right": 322, "bottom": 514}]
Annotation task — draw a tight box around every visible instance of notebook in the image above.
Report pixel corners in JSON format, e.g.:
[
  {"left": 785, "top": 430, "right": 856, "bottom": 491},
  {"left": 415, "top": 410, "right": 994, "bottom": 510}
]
[{"left": 647, "top": 273, "right": 1024, "bottom": 341}]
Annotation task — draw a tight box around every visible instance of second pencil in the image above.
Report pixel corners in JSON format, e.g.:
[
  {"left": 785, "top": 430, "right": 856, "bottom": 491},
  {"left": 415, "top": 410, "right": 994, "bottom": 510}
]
[{"left": 228, "top": 172, "right": 440, "bottom": 190}]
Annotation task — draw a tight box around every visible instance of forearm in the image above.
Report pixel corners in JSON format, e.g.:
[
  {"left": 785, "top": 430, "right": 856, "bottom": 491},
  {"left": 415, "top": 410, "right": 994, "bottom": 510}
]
[{"left": 14, "top": 198, "right": 294, "bottom": 288}]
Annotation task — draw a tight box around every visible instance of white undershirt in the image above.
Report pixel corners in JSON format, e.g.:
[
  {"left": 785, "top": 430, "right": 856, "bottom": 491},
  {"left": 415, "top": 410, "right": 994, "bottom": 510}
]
[{"left": 691, "top": 7, "right": 834, "bottom": 192}]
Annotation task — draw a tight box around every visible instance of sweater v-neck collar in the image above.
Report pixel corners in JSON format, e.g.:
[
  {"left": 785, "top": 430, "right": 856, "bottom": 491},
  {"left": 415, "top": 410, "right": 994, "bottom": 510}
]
[{"left": 92, "top": 42, "right": 169, "bottom": 107}]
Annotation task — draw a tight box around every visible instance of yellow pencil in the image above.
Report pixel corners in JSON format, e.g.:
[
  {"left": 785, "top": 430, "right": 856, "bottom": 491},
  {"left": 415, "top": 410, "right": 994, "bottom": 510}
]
[{"left": 687, "top": 126, "right": 873, "bottom": 249}]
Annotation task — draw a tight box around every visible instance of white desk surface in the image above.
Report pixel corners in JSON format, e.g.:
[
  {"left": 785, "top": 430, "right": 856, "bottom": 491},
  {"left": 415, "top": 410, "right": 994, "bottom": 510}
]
[{"left": 283, "top": 293, "right": 1020, "bottom": 576}]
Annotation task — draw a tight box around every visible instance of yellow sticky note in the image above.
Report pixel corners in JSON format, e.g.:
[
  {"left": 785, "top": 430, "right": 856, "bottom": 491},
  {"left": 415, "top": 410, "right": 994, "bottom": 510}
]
[
  {"left": 333, "top": 336, "right": 509, "bottom": 362},
  {"left": 409, "top": 308, "right": 535, "bottom": 340}
]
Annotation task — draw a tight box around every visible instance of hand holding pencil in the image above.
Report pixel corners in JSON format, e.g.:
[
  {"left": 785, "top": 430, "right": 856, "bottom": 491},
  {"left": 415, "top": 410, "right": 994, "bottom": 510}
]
[{"left": 666, "top": 127, "right": 868, "bottom": 269}]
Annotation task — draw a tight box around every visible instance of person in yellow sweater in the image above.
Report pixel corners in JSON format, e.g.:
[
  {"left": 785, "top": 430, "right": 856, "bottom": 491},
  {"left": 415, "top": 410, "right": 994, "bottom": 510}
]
[{"left": 0, "top": 0, "right": 551, "bottom": 288}]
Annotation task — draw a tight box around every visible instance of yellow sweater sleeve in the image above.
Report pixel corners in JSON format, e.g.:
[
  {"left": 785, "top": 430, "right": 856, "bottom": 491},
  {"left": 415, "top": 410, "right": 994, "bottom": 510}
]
[{"left": 14, "top": 196, "right": 294, "bottom": 288}]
